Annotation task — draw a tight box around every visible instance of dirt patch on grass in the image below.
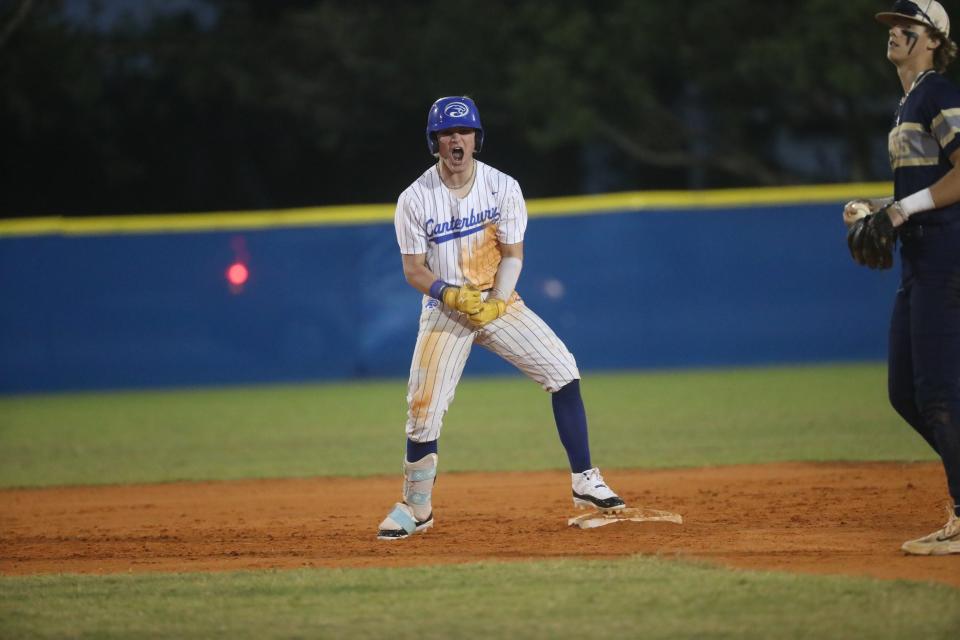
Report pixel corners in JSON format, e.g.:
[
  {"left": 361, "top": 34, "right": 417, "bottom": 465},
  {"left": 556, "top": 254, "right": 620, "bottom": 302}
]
[{"left": 1, "top": 462, "right": 958, "bottom": 587}]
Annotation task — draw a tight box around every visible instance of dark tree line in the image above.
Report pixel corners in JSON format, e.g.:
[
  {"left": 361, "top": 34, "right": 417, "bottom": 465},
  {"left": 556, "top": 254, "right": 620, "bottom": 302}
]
[{"left": 0, "top": 0, "right": 927, "bottom": 217}]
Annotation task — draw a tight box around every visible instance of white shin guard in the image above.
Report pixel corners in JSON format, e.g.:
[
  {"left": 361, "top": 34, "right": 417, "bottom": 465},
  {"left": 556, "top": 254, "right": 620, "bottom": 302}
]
[{"left": 403, "top": 453, "right": 437, "bottom": 522}]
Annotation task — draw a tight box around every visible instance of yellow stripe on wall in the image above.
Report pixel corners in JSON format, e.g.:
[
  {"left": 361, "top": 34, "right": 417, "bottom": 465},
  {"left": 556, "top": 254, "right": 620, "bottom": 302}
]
[
  {"left": 526, "top": 182, "right": 891, "bottom": 215},
  {"left": 0, "top": 182, "right": 892, "bottom": 238}
]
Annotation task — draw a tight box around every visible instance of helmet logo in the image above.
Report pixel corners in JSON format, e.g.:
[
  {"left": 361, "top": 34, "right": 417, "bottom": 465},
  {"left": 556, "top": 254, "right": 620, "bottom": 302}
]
[{"left": 443, "top": 101, "right": 470, "bottom": 118}]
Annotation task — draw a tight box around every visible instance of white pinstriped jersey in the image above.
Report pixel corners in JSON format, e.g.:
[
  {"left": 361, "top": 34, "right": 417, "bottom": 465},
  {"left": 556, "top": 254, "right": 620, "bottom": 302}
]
[
  {"left": 394, "top": 160, "right": 580, "bottom": 442},
  {"left": 394, "top": 161, "right": 527, "bottom": 291}
]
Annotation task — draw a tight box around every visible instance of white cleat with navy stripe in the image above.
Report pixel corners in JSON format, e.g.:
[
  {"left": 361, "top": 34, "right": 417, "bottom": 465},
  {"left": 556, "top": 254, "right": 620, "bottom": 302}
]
[{"left": 572, "top": 467, "right": 626, "bottom": 512}]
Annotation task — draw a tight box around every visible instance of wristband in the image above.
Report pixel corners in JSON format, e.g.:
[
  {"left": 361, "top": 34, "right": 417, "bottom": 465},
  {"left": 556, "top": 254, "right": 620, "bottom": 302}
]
[
  {"left": 428, "top": 279, "right": 449, "bottom": 300},
  {"left": 898, "top": 188, "right": 935, "bottom": 217}
]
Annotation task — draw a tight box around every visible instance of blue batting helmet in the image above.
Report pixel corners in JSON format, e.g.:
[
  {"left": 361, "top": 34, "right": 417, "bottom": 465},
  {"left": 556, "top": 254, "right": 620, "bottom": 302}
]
[{"left": 425, "top": 96, "right": 484, "bottom": 155}]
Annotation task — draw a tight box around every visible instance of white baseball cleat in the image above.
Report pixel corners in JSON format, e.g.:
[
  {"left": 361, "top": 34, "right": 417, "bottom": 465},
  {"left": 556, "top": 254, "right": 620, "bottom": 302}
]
[
  {"left": 901, "top": 506, "right": 960, "bottom": 555},
  {"left": 572, "top": 467, "right": 626, "bottom": 512},
  {"left": 376, "top": 502, "right": 434, "bottom": 540}
]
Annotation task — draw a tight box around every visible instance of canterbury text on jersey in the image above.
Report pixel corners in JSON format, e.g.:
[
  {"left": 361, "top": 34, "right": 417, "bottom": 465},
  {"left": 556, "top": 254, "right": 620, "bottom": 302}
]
[{"left": 394, "top": 160, "right": 527, "bottom": 291}]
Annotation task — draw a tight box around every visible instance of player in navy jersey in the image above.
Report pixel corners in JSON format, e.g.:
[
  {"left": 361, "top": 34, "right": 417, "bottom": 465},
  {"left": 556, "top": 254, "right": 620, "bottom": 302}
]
[
  {"left": 846, "top": 1, "right": 960, "bottom": 554},
  {"left": 376, "top": 96, "right": 625, "bottom": 540}
]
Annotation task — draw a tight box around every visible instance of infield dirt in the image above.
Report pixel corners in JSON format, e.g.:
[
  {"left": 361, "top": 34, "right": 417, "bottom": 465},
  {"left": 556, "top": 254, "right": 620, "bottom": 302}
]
[{"left": 2, "top": 461, "right": 958, "bottom": 587}]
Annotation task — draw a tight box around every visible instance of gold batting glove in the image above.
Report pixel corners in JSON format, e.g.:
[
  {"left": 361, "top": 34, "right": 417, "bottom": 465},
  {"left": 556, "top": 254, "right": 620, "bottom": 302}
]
[
  {"left": 441, "top": 283, "right": 483, "bottom": 315},
  {"left": 468, "top": 298, "right": 506, "bottom": 327}
]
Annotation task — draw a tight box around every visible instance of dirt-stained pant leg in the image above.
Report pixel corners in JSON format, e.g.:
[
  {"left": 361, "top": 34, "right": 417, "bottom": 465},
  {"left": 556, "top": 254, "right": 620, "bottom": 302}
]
[
  {"left": 474, "top": 299, "right": 580, "bottom": 392},
  {"left": 405, "top": 301, "right": 477, "bottom": 443},
  {"left": 405, "top": 298, "right": 581, "bottom": 442}
]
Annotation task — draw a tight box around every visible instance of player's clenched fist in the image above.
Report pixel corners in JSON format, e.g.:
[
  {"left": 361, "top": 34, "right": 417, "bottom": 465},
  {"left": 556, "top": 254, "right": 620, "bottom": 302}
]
[
  {"left": 468, "top": 299, "right": 506, "bottom": 327},
  {"left": 441, "top": 283, "right": 483, "bottom": 315}
]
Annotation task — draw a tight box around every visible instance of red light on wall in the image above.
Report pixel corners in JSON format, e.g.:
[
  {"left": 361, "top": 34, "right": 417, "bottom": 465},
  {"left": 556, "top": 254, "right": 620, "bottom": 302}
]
[
  {"left": 226, "top": 262, "right": 248, "bottom": 286},
  {"left": 226, "top": 236, "right": 251, "bottom": 294}
]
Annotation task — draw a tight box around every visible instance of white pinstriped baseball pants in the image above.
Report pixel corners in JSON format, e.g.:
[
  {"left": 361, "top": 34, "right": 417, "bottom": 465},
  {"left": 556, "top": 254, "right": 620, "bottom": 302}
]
[{"left": 405, "top": 296, "right": 581, "bottom": 442}]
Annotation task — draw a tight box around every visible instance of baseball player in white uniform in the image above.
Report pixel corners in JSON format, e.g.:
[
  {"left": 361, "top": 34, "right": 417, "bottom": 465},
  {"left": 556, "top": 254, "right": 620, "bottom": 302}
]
[{"left": 377, "top": 96, "right": 625, "bottom": 540}]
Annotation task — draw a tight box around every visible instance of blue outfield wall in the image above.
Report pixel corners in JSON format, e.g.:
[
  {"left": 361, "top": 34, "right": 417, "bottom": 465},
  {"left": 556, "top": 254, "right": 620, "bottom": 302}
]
[{"left": 0, "top": 200, "right": 898, "bottom": 393}]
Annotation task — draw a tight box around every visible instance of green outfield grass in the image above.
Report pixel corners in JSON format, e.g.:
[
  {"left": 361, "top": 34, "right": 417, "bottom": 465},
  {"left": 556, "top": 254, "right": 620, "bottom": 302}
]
[
  {"left": 2, "top": 557, "right": 958, "bottom": 640},
  {"left": 0, "top": 362, "right": 933, "bottom": 488}
]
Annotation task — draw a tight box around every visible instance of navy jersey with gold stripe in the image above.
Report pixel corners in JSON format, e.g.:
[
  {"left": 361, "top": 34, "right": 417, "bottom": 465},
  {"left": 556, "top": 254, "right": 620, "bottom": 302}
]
[{"left": 888, "top": 71, "right": 960, "bottom": 225}]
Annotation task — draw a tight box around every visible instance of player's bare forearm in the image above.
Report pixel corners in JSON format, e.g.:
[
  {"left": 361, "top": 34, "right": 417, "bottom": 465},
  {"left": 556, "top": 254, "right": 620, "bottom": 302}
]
[{"left": 400, "top": 253, "right": 439, "bottom": 295}]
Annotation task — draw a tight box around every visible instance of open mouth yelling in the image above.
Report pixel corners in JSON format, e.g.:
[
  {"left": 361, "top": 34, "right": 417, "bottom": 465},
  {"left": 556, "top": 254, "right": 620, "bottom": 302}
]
[{"left": 452, "top": 146, "right": 465, "bottom": 162}]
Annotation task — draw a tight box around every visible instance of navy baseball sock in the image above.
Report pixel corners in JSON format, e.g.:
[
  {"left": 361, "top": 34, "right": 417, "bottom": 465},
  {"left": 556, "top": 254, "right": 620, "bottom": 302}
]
[
  {"left": 552, "top": 379, "right": 592, "bottom": 473},
  {"left": 406, "top": 438, "right": 438, "bottom": 463}
]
